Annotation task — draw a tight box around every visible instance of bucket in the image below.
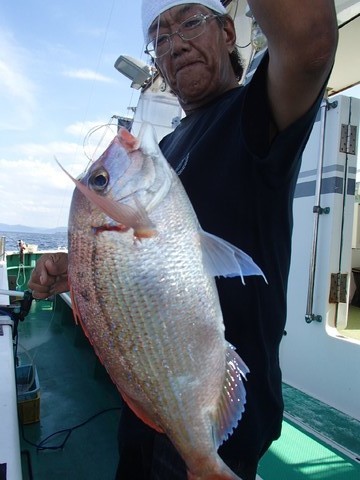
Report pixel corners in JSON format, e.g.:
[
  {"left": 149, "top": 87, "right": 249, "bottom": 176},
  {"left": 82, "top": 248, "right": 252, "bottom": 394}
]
[{"left": 16, "top": 365, "right": 41, "bottom": 424}]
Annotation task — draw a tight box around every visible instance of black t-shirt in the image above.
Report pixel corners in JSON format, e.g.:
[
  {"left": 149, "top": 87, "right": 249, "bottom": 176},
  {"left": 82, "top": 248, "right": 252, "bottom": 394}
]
[{"left": 159, "top": 54, "right": 322, "bottom": 460}]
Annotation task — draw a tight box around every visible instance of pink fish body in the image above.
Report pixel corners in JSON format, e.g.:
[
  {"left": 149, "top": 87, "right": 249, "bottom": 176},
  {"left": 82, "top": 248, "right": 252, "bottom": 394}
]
[{"left": 63, "top": 124, "right": 265, "bottom": 480}]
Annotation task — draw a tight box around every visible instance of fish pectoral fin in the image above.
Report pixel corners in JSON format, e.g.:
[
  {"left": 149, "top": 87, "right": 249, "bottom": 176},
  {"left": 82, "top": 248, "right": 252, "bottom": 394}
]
[
  {"left": 121, "top": 391, "right": 164, "bottom": 434},
  {"left": 212, "top": 344, "right": 249, "bottom": 449},
  {"left": 199, "top": 230, "right": 267, "bottom": 285}
]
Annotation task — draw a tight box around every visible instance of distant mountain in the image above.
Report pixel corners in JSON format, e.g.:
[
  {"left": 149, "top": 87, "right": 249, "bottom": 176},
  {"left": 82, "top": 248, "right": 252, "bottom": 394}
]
[{"left": 0, "top": 223, "right": 67, "bottom": 234}]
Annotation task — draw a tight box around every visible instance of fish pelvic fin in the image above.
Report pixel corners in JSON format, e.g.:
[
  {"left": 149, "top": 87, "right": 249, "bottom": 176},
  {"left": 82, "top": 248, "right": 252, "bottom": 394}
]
[
  {"left": 55, "top": 157, "right": 157, "bottom": 238},
  {"left": 199, "top": 230, "right": 267, "bottom": 285},
  {"left": 213, "top": 344, "right": 249, "bottom": 449}
]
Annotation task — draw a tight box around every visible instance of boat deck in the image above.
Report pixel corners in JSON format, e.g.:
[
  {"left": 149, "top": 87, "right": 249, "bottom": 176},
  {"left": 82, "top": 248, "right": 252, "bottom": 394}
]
[
  {"left": 18, "top": 298, "right": 121, "bottom": 480},
  {"left": 15, "top": 298, "right": 360, "bottom": 480}
]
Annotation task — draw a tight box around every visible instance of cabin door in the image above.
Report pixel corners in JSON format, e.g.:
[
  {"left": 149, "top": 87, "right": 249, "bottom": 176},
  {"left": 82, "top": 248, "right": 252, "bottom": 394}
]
[{"left": 281, "top": 94, "right": 360, "bottom": 420}]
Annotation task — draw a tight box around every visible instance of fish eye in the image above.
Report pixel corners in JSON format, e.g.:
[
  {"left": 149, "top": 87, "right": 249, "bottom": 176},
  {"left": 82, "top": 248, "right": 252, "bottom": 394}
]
[{"left": 89, "top": 169, "right": 109, "bottom": 191}]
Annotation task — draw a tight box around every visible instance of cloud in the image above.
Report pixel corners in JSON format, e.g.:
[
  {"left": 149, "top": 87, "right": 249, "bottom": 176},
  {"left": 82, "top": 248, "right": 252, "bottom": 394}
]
[
  {"left": 0, "top": 138, "right": 92, "bottom": 228},
  {"left": 0, "top": 128, "right": 118, "bottom": 229},
  {"left": 12, "top": 140, "right": 96, "bottom": 182},
  {"left": 0, "top": 156, "right": 73, "bottom": 228},
  {"left": 0, "top": 28, "right": 37, "bottom": 131},
  {"left": 16, "top": 140, "right": 82, "bottom": 163},
  {"left": 63, "top": 68, "right": 115, "bottom": 83}
]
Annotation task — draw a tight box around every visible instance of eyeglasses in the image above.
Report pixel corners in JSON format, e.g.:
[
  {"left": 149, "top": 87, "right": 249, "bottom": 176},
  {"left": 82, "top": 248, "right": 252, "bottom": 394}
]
[{"left": 145, "top": 13, "right": 218, "bottom": 59}]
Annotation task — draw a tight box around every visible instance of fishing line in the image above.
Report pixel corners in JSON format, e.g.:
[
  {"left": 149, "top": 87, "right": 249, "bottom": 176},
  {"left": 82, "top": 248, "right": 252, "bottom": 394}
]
[
  {"left": 29, "top": 296, "right": 60, "bottom": 364},
  {"left": 73, "top": 0, "right": 116, "bottom": 149},
  {"left": 144, "top": 13, "right": 162, "bottom": 116},
  {"left": 14, "top": 296, "right": 59, "bottom": 393},
  {"left": 82, "top": 117, "right": 118, "bottom": 170},
  {"left": 223, "top": 0, "right": 251, "bottom": 51},
  {"left": 230, "top": 0, "right": 251, "bottom": 49},
  {"left": 236, "top": 41, "right": 251, "bottom": 49},
  {"left": 20, "top": 406, "right": 122, "bottom": 451},
  {"left": 52, "top": 0, "right": 118, "bottom": 229},
  {"left": 77, "top": 0, "right": 115, "bottom": 163}
]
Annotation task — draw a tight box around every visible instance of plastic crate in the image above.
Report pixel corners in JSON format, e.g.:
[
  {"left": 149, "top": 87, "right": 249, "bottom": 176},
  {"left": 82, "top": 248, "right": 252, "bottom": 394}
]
[{"left": 16, "top": 364, "right": 40, "bottom": 424}]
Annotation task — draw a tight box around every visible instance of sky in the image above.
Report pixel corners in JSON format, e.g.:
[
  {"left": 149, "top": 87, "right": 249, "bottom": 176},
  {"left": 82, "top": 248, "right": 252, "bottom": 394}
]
[
  {"left": 0, "top": 0, "right": 146, "bottom": 229},
  {"left": 0, "top": 1, "right": 360, "bottom": 230}
]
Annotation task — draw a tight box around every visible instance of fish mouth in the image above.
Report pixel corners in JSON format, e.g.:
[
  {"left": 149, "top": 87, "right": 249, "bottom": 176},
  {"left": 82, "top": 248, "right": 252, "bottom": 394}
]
[{"left": 92, "top": 224, "right": 129, "bottom": 235}]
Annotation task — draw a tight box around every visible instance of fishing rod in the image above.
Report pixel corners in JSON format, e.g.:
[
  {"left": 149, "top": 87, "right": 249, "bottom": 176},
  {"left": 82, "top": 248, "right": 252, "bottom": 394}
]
[
  {"left": 0, "top": 288, "right": 26, "bottom": 298},
  {"left": 0, "top": 290, "right": 34, "bottom": 337}
]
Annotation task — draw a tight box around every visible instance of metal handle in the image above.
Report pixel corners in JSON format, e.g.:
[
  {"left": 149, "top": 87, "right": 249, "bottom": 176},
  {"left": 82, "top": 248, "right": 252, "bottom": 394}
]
[
  {"left": 305, "top": 101, "right": 329, "bottom": 324},
  {"left": 0, "top": 289, "right": 25, "bottom": 298}
]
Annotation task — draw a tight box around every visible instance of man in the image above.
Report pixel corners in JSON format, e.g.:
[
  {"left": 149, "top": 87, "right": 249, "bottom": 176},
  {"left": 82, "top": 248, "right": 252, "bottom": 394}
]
[{"left": 29, "top": 0, "right": 337, "bottom": 478}]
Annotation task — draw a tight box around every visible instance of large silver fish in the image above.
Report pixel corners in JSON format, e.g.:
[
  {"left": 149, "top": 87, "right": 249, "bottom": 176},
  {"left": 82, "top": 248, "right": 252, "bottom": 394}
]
[{"left": 61, "top": 124, "right": 265, "bottom": 480}]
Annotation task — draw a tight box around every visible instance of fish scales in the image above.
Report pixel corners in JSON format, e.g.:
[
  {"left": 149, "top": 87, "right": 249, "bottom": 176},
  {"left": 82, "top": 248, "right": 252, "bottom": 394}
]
[
  {"left": 70, "top": 184, "right": 225, "bottom": 430},
  {"left": 64, "top": 125, "right": 265, "bottom": 480}
]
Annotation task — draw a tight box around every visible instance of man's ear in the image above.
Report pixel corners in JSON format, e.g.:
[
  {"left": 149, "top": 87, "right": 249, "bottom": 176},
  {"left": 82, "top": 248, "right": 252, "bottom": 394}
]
[{"left": 222, "top": 16, "right": 237, "bottom": 53}]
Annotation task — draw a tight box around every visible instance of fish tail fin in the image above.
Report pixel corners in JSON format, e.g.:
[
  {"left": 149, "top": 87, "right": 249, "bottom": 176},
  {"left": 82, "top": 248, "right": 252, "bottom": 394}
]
[{"left": 213, "top": 344, "right": 249, "bottom": 448}]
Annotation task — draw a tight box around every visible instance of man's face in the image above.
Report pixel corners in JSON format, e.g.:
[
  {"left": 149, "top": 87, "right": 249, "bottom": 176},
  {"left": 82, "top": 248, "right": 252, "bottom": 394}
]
[{"left": 148, "top": 4, "right": 237, "bottom": 111}]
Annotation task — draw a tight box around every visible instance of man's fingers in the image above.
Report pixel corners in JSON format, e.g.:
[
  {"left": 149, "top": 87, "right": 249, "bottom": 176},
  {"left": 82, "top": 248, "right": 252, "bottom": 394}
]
[
  {"left": 28, "top": 279, "right": 51, "bottom": 297},
  {"left": 32, "top": 290, "right": 51, "bottom": 300},
  {"left": 44, "top": 253, "right": 68, "bottom": 277},
  {"left": 49, "top": 277, "right": 70, "bottom": 296},
  {"left": 28, "top": 252, "right": 69, "bottom": 298}
]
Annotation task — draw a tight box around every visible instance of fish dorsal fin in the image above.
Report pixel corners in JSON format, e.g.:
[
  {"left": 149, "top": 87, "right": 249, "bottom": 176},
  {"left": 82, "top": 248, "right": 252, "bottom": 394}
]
[
  {"left": 212, "top": 344, "right": 249, "bottom": 448},
  {"left": 200, "top": 230, "right": 267, "bottom": 284},
  {"left": 118, "top": 127, "right": 140, "bottom": 152},
  {"left": 138, "top": 122, "right": 160, "bottom": 158},
  {"left": 137, "top": 123, "right": 173, "bottom": 212}
]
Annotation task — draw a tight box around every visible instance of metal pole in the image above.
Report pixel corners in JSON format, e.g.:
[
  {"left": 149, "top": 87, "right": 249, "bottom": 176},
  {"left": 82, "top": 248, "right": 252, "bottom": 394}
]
[{"left": 305, "top": 100, "right": 330, "bottom": 324}]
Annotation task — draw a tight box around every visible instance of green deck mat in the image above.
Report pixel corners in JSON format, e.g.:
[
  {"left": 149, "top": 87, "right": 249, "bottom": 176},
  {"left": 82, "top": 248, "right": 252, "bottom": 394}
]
[{"left": 258, "top": 417, "right": 360, "bottom": 479}]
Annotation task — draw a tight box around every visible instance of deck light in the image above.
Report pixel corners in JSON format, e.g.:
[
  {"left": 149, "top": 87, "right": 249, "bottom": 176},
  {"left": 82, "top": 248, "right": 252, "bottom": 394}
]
[{"left": 114, "top": 55, "right": 153, "bottom": 90}]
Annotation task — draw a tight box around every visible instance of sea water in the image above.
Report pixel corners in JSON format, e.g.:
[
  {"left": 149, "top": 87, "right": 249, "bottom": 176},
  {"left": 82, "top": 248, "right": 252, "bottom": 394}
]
[{"left": 0, "top": 231, "right": 68, "bottom": 252}]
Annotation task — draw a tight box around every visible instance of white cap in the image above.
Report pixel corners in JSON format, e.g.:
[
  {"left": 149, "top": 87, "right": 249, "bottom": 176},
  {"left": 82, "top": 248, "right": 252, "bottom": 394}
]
[{"left": 141, "top": 0, "right": 227, "bottom": 40}]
